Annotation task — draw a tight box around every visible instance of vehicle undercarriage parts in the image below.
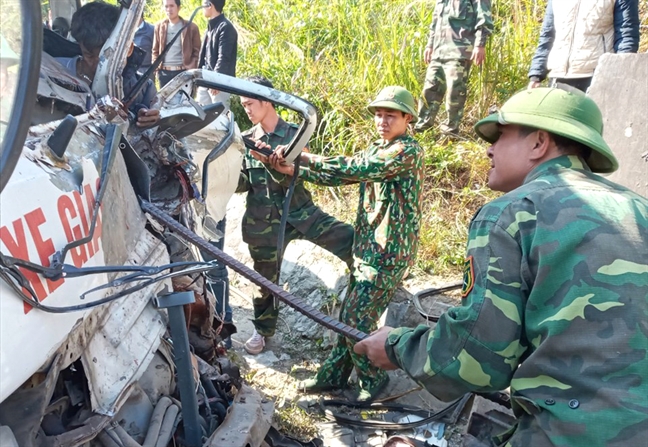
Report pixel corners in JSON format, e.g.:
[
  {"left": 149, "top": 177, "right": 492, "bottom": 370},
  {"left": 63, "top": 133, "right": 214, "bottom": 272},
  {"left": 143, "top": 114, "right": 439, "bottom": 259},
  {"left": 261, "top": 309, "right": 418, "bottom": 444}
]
[
  {"left": 205, "top": 384, "right": 274, "bottom": 447},
  {"left": 0, "top": 354, "right": 117, "bottom": 447},
  {"left": 141, "top": 199, "right": 368, "bottom": 343},
  {"left": 97, "top": 397, "right": 181, "bottom": 447},
  {"left": 412, "top": 282, "right": 463, "bottom": 322},
  {"left": 0, "top": 251, "right": 217, "bottom": 313},
  {"left": 155, "top": 290, "right": 203, "bottom": 447},
  {"left": 172, "top": 275, "right": 236, "bottom": 363},
  {"left": 0, "top": 354, "right": 63, "bottom": 447},
  {"left": 47, "top": 114, "right": 78, "bottom": 158},
  {"left": 319, "top": 393, "right": 471, "bottom": 431}
]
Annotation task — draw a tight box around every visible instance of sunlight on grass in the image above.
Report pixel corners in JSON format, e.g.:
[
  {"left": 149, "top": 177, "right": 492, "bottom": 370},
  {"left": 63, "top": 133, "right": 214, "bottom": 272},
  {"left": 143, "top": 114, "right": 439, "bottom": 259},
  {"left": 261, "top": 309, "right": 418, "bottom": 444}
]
[{"left": 144, "top": 0, "right": 647, "bottom": 274}]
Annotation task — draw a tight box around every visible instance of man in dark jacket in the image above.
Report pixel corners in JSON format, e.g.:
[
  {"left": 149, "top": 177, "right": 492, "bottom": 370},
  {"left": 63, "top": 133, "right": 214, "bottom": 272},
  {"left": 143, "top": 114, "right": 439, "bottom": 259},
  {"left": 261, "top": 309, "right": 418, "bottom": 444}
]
[
  {"left": 528, "top": 0, "right": 639, "bottom": 92},
  {"left": 197, "top": 0, "right": 238, "bottom": 108},
  {"left": 134, "top": 15, "right": 155, "bottom": 75}
]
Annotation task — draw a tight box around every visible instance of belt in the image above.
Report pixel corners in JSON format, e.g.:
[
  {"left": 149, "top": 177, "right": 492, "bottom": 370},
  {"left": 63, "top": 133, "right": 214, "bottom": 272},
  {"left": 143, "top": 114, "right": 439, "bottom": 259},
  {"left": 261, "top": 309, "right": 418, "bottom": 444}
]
[{"left": 159, "top": 65, "right": 184, "bottom": 71}]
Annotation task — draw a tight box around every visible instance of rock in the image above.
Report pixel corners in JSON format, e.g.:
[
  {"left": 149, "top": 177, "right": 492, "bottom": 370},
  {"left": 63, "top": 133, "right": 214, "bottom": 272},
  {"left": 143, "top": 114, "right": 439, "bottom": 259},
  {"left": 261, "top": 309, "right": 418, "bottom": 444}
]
[
  {"left": 243, "top": 350, "right": 280, "bottom": 369},
  {"left": 278, "top": 240, "right": 350, "bottom": 341},
  {"left": 315, "top": 423, "right": 357, "bottom": 447},
  {"left": 589, "top": 53, "right": 648, "bottom": 197},
  {"left": 224, "top": 194, "right": 350, "bottom": 342}
]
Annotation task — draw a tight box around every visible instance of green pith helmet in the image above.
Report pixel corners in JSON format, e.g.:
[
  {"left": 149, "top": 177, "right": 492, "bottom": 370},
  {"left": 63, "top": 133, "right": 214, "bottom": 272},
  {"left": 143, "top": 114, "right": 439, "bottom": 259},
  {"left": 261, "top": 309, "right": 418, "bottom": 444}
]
[
  {"left": 474, "top": 87, "right": 618, "bottom": 173},
  {"left": 0, "top": 34, "right": 19, "bottom": 66},
  {"left": 367, "top": 86, "right": 418, "bottom": 120}
]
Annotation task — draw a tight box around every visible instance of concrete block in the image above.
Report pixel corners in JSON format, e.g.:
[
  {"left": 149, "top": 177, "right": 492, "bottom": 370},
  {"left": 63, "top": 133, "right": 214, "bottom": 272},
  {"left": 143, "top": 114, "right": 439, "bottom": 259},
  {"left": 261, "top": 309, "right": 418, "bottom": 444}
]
[{"left": 588, "top": 53, "right": 648, "bottom": 197}]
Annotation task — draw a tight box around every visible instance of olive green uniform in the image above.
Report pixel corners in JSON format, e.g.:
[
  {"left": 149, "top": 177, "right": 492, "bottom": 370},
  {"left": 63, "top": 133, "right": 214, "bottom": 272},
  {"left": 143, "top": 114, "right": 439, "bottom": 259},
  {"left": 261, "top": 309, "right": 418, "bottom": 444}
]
[
  {"left": 386, "top": 156, "right": 648, "bottom": 446},
  {"left": 415, "top": 0, "right": 493, "bottom": 133},
  {"left": 300, "top": 134, "right": 424, "bottom": 393},
  {"left": 238, "top": 119, "right": 354, "bottom": 337}
]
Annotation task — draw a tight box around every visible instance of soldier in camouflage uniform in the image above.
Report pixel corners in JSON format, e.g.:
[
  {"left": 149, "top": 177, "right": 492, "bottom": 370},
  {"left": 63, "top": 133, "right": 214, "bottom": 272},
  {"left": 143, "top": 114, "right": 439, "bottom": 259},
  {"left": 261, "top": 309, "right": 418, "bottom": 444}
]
[
  {"left": 238, "top": 76, "right": 354, "bottom": 355},
  {"left": 267, "top": 86, "right": 425, "bottom": 401},
  {"left": 355, "top": 88, "right": 648, "bottom": 445},
  {"left": 414, "top": 0, "right": 493, "bottom": 134}
]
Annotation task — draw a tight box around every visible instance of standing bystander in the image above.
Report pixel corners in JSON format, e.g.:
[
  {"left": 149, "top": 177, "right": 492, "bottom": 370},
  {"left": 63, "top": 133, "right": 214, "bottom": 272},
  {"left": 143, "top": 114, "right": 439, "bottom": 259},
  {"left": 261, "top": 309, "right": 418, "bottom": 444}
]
[
  {"left": 152, "top": 0, "right": 201, "bottom": 88},
  {"left": 197, "top": 0, "right": 238, "bottom": 108},
  {"left": 414, "top": 0, "right": 493, "bottom": 135},
  {"left": 527, "top": 0, "right": 640, "bottom": 92},
  {"left": 134, "top": 14, "right": 155, "bottom": 75}
]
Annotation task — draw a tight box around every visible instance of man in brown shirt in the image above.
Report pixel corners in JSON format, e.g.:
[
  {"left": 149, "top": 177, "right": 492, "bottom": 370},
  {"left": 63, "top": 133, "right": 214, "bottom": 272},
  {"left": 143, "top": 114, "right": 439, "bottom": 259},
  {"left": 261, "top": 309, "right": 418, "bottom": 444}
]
[{"left": 152, "top": 0, "right": 201, "bottom": 87}]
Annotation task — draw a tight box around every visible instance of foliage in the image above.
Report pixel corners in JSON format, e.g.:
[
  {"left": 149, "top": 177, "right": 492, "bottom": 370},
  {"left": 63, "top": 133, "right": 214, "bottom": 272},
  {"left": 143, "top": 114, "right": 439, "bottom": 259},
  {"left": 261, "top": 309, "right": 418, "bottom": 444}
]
[{"left": 143, "top": 0, "right": 647, "bottom": 274}]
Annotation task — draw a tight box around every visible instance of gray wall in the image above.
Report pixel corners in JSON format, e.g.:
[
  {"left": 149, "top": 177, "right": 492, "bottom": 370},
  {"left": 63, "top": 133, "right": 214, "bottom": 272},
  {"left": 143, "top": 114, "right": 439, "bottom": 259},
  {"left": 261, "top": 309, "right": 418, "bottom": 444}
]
[{"left": 588, "top": 53, "right": 648, "bottom": 197}]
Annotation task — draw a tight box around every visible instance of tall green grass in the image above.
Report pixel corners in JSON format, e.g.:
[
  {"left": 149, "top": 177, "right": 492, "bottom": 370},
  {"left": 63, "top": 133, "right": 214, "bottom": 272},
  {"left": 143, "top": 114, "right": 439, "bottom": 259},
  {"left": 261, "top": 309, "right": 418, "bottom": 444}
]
[{"left": 144, "top": 0, "right": 646, "bottom": 274}]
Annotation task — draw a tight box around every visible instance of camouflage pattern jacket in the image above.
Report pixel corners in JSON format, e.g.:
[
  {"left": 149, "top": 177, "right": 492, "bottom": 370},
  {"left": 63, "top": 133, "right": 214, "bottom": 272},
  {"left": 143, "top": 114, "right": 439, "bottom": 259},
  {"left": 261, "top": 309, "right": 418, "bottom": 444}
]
[
  {"left": 237, "top": 119, "right": 325, "bottom": 247},
  {"left": 299, "top": 134, "right": 424, "bottom": 289},
  {"left": 427, "top": 0, "right": 494, "bottom": 60},
  {"left": 385, "top": 156, "right": 648, "bottom": 446}
]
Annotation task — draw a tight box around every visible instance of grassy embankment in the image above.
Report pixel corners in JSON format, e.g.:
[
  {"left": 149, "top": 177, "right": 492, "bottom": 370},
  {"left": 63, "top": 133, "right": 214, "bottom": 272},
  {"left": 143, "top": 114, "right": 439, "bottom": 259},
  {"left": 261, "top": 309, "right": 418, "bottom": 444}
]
[{"left": 146, "top": 0, "right": 647, "bottom": 276}]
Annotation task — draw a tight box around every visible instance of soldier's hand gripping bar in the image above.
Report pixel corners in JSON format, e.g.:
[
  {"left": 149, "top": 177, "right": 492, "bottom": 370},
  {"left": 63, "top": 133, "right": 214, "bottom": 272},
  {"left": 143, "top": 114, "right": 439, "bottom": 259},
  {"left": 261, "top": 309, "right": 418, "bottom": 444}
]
[
  {"left": 242, "top": 136, "right": 274, "bottom": 157},
  {"left": 140, "top": 199, "right": 368, "bottom": 342}
]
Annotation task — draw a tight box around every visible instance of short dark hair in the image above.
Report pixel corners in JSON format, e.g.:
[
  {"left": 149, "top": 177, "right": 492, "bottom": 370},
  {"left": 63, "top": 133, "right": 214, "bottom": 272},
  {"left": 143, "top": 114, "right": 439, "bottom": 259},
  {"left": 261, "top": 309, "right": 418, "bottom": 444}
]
[
  {"left": 52, "top": 17, "right": 70, "bottom": 37},
  {"left": 208, "top": 0, "right": 226, "bottom": 13},
  {"left": 517, "top": 125, "right": 592, "bottom": 160},
  {"left": 245, "top": 75, "right": 274, "bottom": 90},
  {"left": 245, "top": 75, "right": 275, "bottom": 108},
  {"left": 70, "top": 1, "right": 120, "bottom": 52}
]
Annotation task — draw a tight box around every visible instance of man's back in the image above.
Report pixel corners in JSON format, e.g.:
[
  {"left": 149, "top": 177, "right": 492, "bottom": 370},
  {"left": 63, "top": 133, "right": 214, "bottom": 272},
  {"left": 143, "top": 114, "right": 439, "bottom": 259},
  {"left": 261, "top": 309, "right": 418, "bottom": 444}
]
[
  {"left": 134, "top": 20, "right": 154, "bottom": 72},
  {"left": 472, "top": 155, "right": 648, "bottom": 446}
]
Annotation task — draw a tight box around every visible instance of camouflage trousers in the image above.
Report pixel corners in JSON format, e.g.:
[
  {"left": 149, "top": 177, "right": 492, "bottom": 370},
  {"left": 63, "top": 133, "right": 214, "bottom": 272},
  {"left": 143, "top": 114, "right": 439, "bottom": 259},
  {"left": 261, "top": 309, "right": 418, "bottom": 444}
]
[
  {"left": 250, "top": 213, "right": 354, "bottom": 337},
  {"left": 415, "top": 59, "right": 471, "bottom": 133},
  {"left": 314, "top": 263, "right": 407, "bottom": 392}
]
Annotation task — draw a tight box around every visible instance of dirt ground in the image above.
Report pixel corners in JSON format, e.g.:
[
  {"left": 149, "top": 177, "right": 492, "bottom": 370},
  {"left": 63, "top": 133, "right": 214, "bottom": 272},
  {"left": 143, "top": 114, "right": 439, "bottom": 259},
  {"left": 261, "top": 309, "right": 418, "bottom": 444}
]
[
  {"left": 219, "top": 193, "right": 482, "bottom": 446},
  {"left": 225, "top": 270, "right": 471, "bottom": 447}
]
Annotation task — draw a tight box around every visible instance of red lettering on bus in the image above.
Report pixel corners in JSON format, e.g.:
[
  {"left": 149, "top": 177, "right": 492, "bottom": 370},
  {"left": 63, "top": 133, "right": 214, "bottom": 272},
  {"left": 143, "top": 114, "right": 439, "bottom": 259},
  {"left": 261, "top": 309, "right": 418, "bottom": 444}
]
[
  {"left": 57, "top": 195, "right": 87, "bottom": 267},
  {"left": 0, "top": 218, "right": 48, "bottom": 312},
  {"left": 24, "top": 209, "right": 63, "bottom": 296}
]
